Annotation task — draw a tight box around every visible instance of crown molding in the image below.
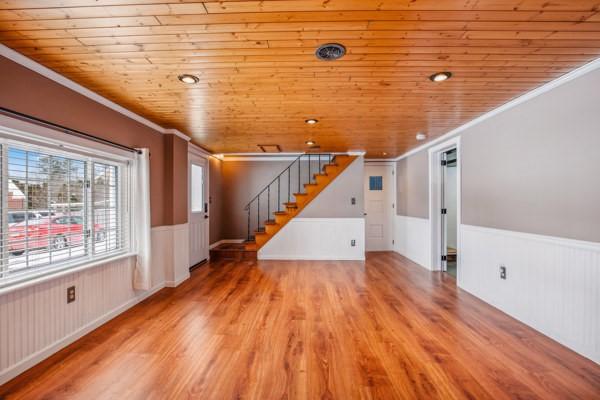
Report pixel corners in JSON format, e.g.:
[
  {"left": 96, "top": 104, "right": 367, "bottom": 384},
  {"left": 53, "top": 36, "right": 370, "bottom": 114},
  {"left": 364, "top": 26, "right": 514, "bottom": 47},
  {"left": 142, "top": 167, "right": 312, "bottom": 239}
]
[
  {"left": 0, "top": 44, "right": 194, "bottom": 142},
  {"left": 390, "top": 56, "right": 600, "bottom": 162}
]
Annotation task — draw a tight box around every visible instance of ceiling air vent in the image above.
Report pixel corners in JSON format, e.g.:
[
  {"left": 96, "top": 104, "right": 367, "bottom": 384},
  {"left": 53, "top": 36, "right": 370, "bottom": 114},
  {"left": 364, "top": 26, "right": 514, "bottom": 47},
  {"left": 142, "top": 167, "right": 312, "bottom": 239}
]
[
  {"left": 258, "top": 144, "right": 282, "bottom": 153},
  {"left": 315, "top": 43, "right": 346, "bottom": 61}
]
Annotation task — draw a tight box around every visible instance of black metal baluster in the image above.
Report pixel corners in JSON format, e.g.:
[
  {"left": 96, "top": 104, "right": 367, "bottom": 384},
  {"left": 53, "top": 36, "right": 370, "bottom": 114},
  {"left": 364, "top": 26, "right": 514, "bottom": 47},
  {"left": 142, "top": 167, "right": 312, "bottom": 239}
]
[
  {"left": 288, "top": 167, "right": 290, "bottom": 203},
  {"left": 247, "top": 207, "right": 250, "bottom": 241},
  {"left": 267, "top": 185, "right": 270, "bottom": 222},
  {"left": 257, "top": 195, "right": 260, "bottom": 234},
  {"left": 319, "top": 154, "right": 321, "bottom": 174},
  {"left": 298, "top": 158, "right": 301, "bottom": 193},
  {"left": 277, "top": 176, "right": 281, "bottom": 212}
]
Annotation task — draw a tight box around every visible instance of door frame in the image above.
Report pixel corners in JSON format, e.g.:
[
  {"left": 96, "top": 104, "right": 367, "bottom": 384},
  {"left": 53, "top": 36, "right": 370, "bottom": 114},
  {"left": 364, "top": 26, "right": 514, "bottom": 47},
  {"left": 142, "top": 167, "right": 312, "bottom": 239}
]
[
  {"left": 428, "top": 137, "right": 461, "bottom": 274},
  {"left": 364, "top": 161, "right": 396, "bottom": 252},
  {"left": 188, "top": 143, "right": 210, "bottom": 265}
]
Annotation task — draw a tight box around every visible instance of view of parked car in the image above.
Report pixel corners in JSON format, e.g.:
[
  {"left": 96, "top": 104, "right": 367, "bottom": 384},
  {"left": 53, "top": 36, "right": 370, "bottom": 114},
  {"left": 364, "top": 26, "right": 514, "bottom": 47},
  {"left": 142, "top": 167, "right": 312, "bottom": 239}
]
[
  {"left": 8, "top": 216, "right": 105, "bottom": 256},
  {"left": 7, "top": 211, "right": 41, "bottom": 226}
]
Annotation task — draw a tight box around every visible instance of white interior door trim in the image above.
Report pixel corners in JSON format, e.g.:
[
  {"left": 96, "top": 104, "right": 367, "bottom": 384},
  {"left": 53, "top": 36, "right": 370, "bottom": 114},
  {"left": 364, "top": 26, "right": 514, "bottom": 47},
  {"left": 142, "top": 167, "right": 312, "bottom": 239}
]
[{"left": 428, "top": 137, "right": 461, "bottom": 272}]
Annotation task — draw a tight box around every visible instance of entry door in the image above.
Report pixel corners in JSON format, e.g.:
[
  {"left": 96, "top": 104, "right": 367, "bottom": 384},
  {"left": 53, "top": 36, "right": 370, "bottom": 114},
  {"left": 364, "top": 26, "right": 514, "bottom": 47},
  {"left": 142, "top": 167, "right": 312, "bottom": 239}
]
[
  {"left": 189, "top": 153, "right": 209, "bottom": 266},
  {"left": 364, "top": 164, "right": 394, "bottom": 251}
]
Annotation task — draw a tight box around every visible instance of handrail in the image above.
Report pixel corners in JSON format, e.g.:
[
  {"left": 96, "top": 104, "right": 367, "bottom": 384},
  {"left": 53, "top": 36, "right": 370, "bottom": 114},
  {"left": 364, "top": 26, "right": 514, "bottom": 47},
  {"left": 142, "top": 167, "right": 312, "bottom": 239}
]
[
  {"left": 244, "top": 152, "right": 335, "bottom": 241},
  {"left": 243, "top": 153, "right": 333, "bottom": 210}
]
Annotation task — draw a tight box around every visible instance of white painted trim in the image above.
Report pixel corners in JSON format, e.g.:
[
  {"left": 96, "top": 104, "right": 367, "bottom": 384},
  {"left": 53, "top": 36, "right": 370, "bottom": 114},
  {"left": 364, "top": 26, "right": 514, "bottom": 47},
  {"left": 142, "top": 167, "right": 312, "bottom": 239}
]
[
  {"left": 164, "top": 128, "right": 190, "bottom": 142},
  {"left": 0, "top": 114, "right": 134, "bottom": 163},
  {"left": 382, "top": 56, "right": 600, "bottom": 162},
  {"left": 222, "top": 156, "right": 301, "bottom": 162},
  {"left": 0, "top": 44, "right": 166, "bottom": 133},
  {"left": 428, "top": 137, "right": 461, "bottom": 272},
  {"left": 393, "top": 215, "right": 431, "bottom": 270},
  {"left": 0, "top": 281, "right": 165, "bottom": 385},
  {"left": 259, "top": 254, "right": 364, "bottom": 260},
  {"left": 0, "top": 253, "right": 136, "bottom": 296},
  {"left": 165, "top": 275, "right": 189, "bottom": 288},
  {"left": 209, "top": 239, "right": 245, "bottom": 250},
  {"left": 348, "top": 150, "right": 367, "bottom": 156},
  {"left": 462, "top": 224, "right": 600, "bottom": 251},
  {"left": 188, "top": 142, "right": 212, "bottom": 158}
]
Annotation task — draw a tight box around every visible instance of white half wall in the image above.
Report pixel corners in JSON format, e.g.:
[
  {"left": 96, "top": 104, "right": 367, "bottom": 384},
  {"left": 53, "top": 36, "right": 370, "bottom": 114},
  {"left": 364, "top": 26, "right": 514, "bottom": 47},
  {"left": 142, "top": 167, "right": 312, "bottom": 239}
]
[
  {"left": 393, "top": 215, "right": 431, "bottom": 269},
  {"left": 460, "top": 224, "right": 600, "bottom": 364},
  {"left": 0, "top": 224, "right": 189, "bottom": 385},
  {"left": 258, "top": 218, "right": 365, "bottom": 260}
]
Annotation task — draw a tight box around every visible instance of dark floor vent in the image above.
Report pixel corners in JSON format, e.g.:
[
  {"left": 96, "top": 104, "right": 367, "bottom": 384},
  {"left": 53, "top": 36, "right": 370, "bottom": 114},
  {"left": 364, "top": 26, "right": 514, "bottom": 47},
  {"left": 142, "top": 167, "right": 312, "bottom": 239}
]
[{"left": 315, "top": 43, "right": 346, "bottom": 61}]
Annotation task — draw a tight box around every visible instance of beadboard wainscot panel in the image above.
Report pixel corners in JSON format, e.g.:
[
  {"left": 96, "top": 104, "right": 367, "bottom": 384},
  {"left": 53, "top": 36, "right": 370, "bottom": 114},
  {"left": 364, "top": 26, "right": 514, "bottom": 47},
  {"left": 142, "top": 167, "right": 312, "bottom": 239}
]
[
  {"left": 393, "top": 215, "right": 431, "bottom": 270},
  {"left": 0, "top": 224, "right": 189, "bottom": 384},
  {"left": 460, "top": 224, "right": 600, "bottom": 364},
  {"left": 258, "top": 218, "right": 365, "bottom": 260}
]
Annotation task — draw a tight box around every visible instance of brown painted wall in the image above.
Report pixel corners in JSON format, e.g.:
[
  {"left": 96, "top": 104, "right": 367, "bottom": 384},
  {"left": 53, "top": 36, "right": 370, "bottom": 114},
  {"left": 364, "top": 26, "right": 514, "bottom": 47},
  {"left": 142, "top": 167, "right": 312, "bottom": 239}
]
[
  {"left": 0, "top": 55, "right": 183, "bottom": 227},
  {"left": 209, "top": 157, "right": 224, "bottom": 244},
  {"left": 163, "top": 134, "right": 189, "bottom": 226}
]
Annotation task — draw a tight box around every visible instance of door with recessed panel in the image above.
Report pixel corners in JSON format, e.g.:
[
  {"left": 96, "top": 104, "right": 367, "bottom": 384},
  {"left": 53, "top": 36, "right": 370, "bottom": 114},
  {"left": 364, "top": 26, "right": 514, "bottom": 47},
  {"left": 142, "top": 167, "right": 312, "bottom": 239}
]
[
  {"left": 364, "top": 164, "right": 394, "bottom": 251},
  {"left": 189, "top": 153, "right": 208, "bottom": 267}
]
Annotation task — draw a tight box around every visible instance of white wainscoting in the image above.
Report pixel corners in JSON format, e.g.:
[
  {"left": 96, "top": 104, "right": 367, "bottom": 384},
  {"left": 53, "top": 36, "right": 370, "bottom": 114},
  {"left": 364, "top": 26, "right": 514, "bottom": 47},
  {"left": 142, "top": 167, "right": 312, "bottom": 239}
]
[
  {"left": 152, "top": 223, "right": 190, "bottom": 287},
  {"left": 393, "top": 215, "right": 431, "bottom": 269},
  {"left": 0, "top": 224, "right": 189, "bottom": 385},
  {"left": 258, "top": 218, "right": 365, "bottom": 260},
  {"left": 460, "top": 224, "right": 600, "bottom": 364}
]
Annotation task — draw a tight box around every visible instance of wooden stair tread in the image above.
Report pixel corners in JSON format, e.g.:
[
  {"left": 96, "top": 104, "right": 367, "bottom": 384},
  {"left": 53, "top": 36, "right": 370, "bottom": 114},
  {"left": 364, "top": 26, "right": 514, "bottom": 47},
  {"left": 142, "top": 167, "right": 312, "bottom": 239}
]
[{"left": 249, "top": 155, "right": 357, "bottom": 252}]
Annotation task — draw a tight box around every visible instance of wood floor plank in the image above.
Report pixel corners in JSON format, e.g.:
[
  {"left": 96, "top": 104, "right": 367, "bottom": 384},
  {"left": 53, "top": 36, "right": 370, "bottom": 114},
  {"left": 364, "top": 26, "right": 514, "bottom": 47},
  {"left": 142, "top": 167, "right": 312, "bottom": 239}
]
[{"left": 0, "top": 252, "right": 599, "bottom": 399}]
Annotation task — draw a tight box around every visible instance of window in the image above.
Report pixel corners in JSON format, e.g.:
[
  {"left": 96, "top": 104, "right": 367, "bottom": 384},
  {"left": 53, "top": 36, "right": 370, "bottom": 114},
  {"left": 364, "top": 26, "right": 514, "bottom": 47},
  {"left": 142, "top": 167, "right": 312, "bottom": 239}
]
[
  {"left": 190, "top": 164, "right": 204, "bottom": 213},
  {"left": 369, "top": 176, "right": 383, "bottom": 191},
  {"left": 1, "top": 140, "right": 131, "bottom": 288}
]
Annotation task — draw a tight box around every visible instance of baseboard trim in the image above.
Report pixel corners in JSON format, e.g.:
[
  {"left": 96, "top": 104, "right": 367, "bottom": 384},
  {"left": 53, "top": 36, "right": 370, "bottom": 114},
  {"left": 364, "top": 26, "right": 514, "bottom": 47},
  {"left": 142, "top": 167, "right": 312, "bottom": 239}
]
[
  {"left": 258, "top": 255, "right": 366, "bottom": 261},
  {"left": 165, "top": 273, "right": 190, "bottom": 288},
  {"left": 0, "top": 282, "right": 165, "bottom": 386}
]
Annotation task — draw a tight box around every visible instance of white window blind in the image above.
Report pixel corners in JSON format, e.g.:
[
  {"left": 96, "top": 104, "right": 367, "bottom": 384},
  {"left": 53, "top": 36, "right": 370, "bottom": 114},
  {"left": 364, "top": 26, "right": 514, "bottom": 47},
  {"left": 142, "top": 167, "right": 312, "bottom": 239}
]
[{"left": 0, "top": 140, "right": 131, "bottom": 288}]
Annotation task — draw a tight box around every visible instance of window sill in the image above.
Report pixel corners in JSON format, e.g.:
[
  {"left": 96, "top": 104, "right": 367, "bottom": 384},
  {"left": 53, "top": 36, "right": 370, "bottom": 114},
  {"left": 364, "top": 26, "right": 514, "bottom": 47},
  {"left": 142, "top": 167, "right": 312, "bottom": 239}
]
[{"left": 0, "top": 252, "right": 137, "bottom": 297}]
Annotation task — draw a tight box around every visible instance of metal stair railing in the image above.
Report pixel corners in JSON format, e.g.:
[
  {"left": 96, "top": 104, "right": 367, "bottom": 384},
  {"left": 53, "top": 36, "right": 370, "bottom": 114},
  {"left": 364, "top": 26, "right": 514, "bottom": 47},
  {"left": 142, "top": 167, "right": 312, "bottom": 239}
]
[{"left": 244, "top": 153, "right": 334, "bottom": 241}]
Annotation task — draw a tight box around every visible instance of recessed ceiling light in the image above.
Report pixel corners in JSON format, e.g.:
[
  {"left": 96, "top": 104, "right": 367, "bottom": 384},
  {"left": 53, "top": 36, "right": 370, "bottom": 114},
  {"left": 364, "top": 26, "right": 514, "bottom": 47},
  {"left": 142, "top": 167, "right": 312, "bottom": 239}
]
[
  {"left": 315, "top": 43, "right": 346, "bottom": 61},
  {"left": 178, "top": 74, "right": 199, "bottom": 84},
  {"left": 305, "top": 140, "right": 316, "bottom": 146},
  {"left": 416, "top": 133, "right": 427, "bottom": 141},
  {"left": 429, "top": 72, "right": 452, "bottom": 82},
  {"left": 305, "top": 119, "right": 319, "bottom": 124},
  {"left": 382, "top": 152, "right": 388, "bottom": 156}
]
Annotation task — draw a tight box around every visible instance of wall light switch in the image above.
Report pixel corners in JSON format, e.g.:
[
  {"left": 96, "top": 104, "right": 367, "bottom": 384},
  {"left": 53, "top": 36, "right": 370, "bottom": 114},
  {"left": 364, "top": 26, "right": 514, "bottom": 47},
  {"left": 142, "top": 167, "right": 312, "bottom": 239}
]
[
  {"left": 351, "top": 239, "right": 356, "bottom": 247},
  {"left": 351, "top": 197, "right": 356, "bottom": 205}
]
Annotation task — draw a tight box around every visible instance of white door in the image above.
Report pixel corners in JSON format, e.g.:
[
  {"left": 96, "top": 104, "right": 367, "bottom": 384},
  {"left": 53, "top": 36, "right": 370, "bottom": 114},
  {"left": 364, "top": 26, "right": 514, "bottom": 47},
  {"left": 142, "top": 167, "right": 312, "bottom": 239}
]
[
  {"left": 189, "top": 153, "right": 209, "bottom": 266},
  {"left": 364, "top": 164, "right": 394, "bottom": 251}
]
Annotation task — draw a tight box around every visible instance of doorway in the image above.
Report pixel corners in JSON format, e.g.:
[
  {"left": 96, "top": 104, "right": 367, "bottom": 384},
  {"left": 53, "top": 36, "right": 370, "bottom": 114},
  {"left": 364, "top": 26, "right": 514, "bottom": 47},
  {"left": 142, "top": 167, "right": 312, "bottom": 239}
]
[
  {"left": 428, "top": 137, "right": 461, "bottom": 275},
  {"left": 189, "top": 150, "right": 209, "bottom": 267},
  {"left": 441, "top": 149, "right": 458, "bottom": 277},
  {"left": 364, "top": 163, "right": 394, "bottom": 251}
]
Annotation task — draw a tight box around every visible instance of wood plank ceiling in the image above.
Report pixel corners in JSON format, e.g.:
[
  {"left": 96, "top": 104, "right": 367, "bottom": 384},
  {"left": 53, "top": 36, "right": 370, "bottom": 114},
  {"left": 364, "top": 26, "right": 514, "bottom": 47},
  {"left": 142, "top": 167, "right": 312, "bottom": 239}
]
[{"left": 1, "top": 1, "right": 600, "bottom": 157}]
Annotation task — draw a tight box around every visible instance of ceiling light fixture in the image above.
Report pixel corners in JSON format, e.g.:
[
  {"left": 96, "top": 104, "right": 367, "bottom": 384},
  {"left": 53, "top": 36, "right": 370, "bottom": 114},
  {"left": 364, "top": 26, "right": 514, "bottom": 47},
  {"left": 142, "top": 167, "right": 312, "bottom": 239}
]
[
  {"left": 382, "top": 152, "right": 388, "bottom": 156},
  {"left": 305, "top": 119, "right": 319, "bottom": 124},
  {"left": 305, "top": 140, "right": 316, "bottom": 146},
  {"left": 416, "top": 133, "right": 427, "bottom": 141},
  {"left": 178, "top": 74, "right": 199, "bottom": 84},
  {"left": 429, "top": 72, "right": 452, "bottom": 82},
  {"left": 315, "top": 43, "right": 346, "bottom": 61}
]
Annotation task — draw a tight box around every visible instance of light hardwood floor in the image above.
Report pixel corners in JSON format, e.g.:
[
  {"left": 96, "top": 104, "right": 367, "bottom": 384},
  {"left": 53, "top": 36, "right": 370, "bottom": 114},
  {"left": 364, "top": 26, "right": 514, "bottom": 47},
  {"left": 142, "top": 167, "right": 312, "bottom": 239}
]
[{"left": 1, "top": 252, "right": 599, "bottom": 399}]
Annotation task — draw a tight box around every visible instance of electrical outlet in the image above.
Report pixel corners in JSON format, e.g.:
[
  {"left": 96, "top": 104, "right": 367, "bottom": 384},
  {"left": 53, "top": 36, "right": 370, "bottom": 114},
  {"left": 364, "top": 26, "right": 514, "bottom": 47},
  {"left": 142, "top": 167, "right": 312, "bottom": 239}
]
[
  {"left": 351, "top": 239, "right": 356, "bottom": 247},
  {"left": 499, "top": 265, "right": 507, "bottom": 280},
  {"left": 351, "top": 197, "right": 356, "bottom": 205},
  {"left": 67, "top": 286, "right": 76, "bottom": 303}
]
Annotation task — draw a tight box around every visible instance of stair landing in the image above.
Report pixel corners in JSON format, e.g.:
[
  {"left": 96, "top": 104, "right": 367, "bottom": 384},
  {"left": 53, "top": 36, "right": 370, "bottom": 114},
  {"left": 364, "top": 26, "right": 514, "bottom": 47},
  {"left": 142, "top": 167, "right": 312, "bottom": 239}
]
[{"left": 210, "top": 242, "right": 257, "bottom": 262}]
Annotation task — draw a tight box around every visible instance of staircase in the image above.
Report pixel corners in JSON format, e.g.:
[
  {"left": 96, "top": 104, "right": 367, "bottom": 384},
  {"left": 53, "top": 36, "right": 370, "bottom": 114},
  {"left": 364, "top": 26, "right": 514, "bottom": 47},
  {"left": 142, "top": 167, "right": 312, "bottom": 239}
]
[{"left": 244, "top": 153, "right": 356, "bottom": 252}]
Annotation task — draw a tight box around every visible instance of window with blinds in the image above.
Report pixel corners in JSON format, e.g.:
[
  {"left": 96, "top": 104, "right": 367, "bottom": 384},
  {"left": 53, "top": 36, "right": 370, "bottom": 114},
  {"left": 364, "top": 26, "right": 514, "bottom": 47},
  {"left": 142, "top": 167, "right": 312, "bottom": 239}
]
[{"left": 0, "top": 140, "right": 130, "bottom": 287}]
